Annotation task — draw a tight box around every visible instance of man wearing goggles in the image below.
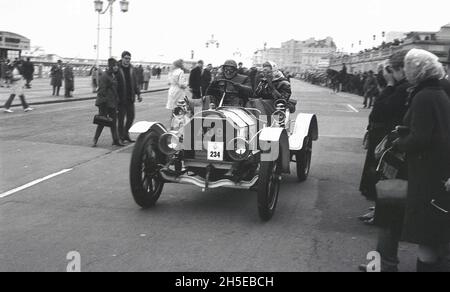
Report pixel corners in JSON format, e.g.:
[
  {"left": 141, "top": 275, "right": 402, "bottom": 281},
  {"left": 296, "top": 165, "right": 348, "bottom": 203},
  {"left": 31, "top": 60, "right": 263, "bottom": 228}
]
[{"left": 205, "top": 60, "right": 253, "bottom": 107}]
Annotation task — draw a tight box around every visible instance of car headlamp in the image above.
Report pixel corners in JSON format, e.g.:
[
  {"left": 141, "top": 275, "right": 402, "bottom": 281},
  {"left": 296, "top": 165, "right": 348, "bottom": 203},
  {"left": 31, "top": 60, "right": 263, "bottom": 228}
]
[
  {"left": 159, "top": 132, "right": 182, "bottom": 155},
  {"left": 227, "top": 137, "right": 250, "bottom": 161}
]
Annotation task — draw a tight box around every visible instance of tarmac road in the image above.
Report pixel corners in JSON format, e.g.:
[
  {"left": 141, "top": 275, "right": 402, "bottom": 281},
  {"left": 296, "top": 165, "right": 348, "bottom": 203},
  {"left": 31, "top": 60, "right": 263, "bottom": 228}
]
[{"left": 0, "top": 80, "right": 417, "bottom": 272}]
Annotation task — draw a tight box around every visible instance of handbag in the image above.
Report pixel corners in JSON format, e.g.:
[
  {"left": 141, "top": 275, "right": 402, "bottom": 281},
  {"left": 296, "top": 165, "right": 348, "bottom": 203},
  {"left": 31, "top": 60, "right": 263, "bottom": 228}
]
[
  {"left": 93, "top": 115, "right": 114, "bottom": 128},
  {"left": 376, "top": 179, "right": 408, "bottom": 207}
]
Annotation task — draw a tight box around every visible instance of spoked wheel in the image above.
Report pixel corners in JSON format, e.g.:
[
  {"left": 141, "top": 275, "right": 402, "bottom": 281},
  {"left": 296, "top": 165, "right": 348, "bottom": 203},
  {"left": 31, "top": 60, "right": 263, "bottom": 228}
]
[
  {"left": 296, "top": 136, "right": 313, "bottom": 182},
  {"left": 257, "top": 160, "right": 281, "bottom": 222},
  {"left": 130, "top": 131, "right": 165, "bottom": 208}
]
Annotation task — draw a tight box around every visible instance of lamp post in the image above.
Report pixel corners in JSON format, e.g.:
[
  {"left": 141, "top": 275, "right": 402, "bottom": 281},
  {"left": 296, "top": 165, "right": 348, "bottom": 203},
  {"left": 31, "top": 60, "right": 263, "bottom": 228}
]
[{"left": 94, "top": 0, "right": 129, "bottom": 61}]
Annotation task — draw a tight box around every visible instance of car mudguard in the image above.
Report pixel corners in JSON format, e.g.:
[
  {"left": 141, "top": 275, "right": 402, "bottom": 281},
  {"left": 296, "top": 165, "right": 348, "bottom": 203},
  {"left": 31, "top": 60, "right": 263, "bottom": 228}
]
[
  {"left": 259, "top": 127, "right": 291, "bottom": 174},
  {"left": 129, "top": 121, "right": 167, "bottom": 136},
  {"left": 289, "top": 114, "right": 318, "bottom": 151}
]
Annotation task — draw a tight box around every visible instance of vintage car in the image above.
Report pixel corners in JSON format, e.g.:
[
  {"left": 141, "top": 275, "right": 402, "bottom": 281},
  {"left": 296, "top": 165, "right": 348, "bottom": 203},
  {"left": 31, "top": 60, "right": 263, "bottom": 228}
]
[{"left": 128, "top": 80, "right": 318, "bottom": 221}]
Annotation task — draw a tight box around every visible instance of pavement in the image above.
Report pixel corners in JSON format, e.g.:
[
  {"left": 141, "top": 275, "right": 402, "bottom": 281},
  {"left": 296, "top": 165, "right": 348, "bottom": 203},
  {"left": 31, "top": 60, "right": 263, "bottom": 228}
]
[
  {"left": 0, "top": 76, "right": 169, "bottom": 108},
  {"left": 0, "top": 80, "right": 417, "bottom": 272}
]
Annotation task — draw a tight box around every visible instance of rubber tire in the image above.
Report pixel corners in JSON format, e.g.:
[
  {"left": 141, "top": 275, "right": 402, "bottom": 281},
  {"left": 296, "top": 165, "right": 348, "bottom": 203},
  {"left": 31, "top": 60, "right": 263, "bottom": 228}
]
[
  {"left": 130, "top": 131, "right": 165, "bottom": 208},
  {"left": 296, "top": 136, "right": 312, "bottom": 182},
  {"left": 257, "top": 160, "right": 281, "bottom": 222}
]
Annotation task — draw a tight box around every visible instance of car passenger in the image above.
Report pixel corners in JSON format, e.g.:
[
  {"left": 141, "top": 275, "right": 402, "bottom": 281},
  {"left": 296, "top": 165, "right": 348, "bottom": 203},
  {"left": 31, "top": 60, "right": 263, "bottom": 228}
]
[{"left": 249, "top": 61, "right": 292, "bottom": 117}]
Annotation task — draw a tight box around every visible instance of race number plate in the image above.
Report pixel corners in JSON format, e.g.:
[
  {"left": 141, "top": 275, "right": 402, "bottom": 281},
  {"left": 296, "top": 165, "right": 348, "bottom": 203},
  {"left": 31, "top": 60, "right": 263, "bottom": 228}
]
[{"left": 207, "top": 142, "right": 224, "bottom": 161}]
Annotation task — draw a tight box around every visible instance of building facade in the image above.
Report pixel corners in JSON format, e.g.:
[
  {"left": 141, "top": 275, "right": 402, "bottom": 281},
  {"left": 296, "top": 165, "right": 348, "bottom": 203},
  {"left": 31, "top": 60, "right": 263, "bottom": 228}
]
[
  {"left": 0, "top": 31, "right": 30, "bottom": 60},
  {"left": 280, "top": 37, "right": 336, "bottom": 73},
  {"left": 329, "top": 24, "right": 450, "bottom": 73}
]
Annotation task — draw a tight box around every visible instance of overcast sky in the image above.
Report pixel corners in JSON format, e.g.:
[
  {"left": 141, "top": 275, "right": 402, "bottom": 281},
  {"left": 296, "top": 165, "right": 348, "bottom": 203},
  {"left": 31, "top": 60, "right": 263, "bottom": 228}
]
[{"left": 1, "top": 0, "right": 449, "bottom": 65}]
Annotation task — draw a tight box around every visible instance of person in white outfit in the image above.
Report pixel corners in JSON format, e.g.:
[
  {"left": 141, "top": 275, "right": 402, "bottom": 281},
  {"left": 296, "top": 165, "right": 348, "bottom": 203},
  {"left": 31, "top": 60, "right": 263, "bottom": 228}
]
[
  {"left": 167, "top": 59, "right": 187, "bottom": 111},
  {"left": 3, "top": 61, "right": 33, "bottom": 113}
]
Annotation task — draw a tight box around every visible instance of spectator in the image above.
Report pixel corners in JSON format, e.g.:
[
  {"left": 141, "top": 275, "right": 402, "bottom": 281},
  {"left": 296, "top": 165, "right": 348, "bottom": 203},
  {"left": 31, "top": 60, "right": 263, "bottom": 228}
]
[
  {"left": 143, "top": 66, "right": 152, "bottom": 91},
  {"left": 360, "top": 51, "right": 411, "bottom": 202},
  {"left": 92, "top": 58, "right": 123, "bottom": 147},
  {"left": 116, "top": 51, "right": 142, "bottom": 144},
  {"left": 201, "top": 63, "right": 213, "bottom": 94},
  {"left": 237, "top": 62, "right": 246, "bottom": 75},
  {"left": 363, "top": 71, "right": 378, "bottom": 108},
  {"left": 167, "top": 59, "right": 187, "bottom": 113},
  {"left": 0, "top": 58, "right": 6, "bottom": 88},
  {"left": 358, "top": 51, "right": 412, "bottom": 272},
  {"left": 22, "top": 57, "right": 34, "bottom": 89},
  {"left": 3, "top": 61, "right": 33, "bottom": 113},
  {"left": 136, "top": 65, "right": 144, "bottom": 90},
  {"left": 156, "top": 67, "right": 162, "bottom": 79},
  {"left": 63, "top": 63, "right": 75, "bottom": 98},
  {"left": 90, "top": 66, "right": 99, "bottom": 93},
  {"left": 51, "top": 60, "right": 63, "bottom": 96},
  {"left": 394, "top": 49, "right": 450, "bottom": 272},
  {"left": 189, "top": 60, "right": 204, "bottom": 99}
]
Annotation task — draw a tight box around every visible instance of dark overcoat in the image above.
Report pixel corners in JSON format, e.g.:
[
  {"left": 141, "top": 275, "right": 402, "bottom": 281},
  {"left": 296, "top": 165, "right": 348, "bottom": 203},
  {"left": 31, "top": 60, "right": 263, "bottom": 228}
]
[
  {"left": 51, "top": 65, "right": 63, "bottom": 87},
  {"left": 398, "top": 79, "right": 450, "bottom": 245},
  {"left": 96, "top": 71, "right": 118, "bottom": 109}
]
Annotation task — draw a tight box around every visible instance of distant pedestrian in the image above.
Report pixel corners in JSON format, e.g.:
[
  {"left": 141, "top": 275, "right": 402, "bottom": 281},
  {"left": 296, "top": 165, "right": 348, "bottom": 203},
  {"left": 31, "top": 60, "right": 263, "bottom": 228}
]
[
  {"left": 116, "top": 51, "right": 142, "bottom": 143},
  {"left": 92, "top": 58, "right": 123, "bottom": 147},
  {"left": 143, "top": 66, "right": 152, "bottom": 91},
  {"left": 50, "top": 60, "right": 63, "bottom": 96},
  {"left": 0, "top": 58, "right": 6, "bottom": 88},
  {"left": 3, "top": 61, "right": 34, "bottom": 113},
  {"left": 136, "top": 65, "right": 144, "bottom": 90},
  {"left": 156, "top": 67, "right": 162, "bottom": 79},
  {"left": 64, "top": 63, "right": 75, "bottom": 98},
  {"left": 90, "top": 66, "right": 99, "bottom": 93},
  {"left": 22, "top": 57, "right": 35, "bottom": 89},
  {"left": 363, "top": 71, "right": 378, "bottom": 108},
  {"left": 189, "top": 60, "right": 204, "bottom": 99}
]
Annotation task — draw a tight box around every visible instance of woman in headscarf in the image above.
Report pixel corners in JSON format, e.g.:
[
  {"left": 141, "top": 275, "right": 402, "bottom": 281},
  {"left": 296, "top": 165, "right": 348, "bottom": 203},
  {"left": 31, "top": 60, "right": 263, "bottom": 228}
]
[
  {"left": 250, "top": 61, "right": 292, "bottom": 117},
  {"left": 92, "top": 58, "right": 123, "bottom": 147},
  {"left": 395, "top": 49, "right": 450, "bottom": 272}
]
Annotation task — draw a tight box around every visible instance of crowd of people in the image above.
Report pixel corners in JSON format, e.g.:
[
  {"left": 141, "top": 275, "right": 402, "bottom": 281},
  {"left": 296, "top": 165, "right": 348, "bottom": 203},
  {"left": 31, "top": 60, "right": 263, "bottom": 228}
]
[{"left": 357, "top": 48, "right": 450, "bottom": 272}]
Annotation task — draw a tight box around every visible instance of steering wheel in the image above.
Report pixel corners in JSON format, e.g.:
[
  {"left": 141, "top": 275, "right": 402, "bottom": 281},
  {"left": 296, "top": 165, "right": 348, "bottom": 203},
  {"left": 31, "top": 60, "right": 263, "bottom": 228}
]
[{"left": 212, "top": 79, "right": 239, "bottom": 95}]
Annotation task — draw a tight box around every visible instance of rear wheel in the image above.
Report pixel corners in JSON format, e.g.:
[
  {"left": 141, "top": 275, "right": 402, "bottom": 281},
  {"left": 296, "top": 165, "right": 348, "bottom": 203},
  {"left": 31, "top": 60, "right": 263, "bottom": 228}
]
[
  {"left": 296, "top": 136, "right": 313, "bottom": 182},
  {"left": 257, "top": 160, "right": 281, "bottom": 221},
  {"left": 130, "top": 131, "right": 165, "bottom": 208}
]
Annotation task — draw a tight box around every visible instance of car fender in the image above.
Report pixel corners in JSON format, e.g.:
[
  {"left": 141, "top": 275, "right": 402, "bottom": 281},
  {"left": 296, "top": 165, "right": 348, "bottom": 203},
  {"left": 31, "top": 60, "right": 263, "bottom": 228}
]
[
  {"left": 129, "top": 121, "right": 167, "bottom": 136},
  {"left": 259, "top": 127, "right": 291, "bottom": 173},
  {"left": 289, "top": 114, "right": 318, "bottom": 151}
]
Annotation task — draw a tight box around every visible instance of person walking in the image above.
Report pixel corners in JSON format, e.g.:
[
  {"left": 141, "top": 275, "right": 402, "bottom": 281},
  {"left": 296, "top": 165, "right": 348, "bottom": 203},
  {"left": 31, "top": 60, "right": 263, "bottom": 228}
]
[
  {"left": 22, "top": 57, "right": 35, "bottom": 89},
  {"left": 395, "top": 49, "right": 450, "bottom": 272},
  {"left": 50, "top": 60, "right": 63, "bottom": 96},
  {"left": 63, "top": 63, "right": 75, "bottom": 98},
  {"left": 116, "top": 51, "right": 142, "bottom": 144},
  {"left": 143, "top": 66, "right": 152, "bottom": 91},
  {"left": 167, "top": 59, "right": 187, "bottom": 116},
  {"left": 189, "top": 60, "right": 203, "bottom": 99},
  {"left": 3, "top": 61, "right": 34, "bottom": 113},
  {"left": 92, "top": 58, "right": 124, "bottom": 148}
]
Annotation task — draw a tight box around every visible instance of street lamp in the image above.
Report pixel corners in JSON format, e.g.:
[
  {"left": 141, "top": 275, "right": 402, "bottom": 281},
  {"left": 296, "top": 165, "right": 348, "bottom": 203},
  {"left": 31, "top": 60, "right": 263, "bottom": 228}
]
[{"left": 94, "top": 0, "right": 130, "bottom": 60}]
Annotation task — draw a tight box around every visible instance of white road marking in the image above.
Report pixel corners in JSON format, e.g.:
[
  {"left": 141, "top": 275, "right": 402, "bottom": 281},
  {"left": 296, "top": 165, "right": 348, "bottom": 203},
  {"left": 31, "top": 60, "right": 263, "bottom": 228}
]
[
  {"left": 347, "top": 104, "right": 359, "bottom": 113},
  {"left": 0, "top": 168, "right": 73, "bottom": 199}
]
